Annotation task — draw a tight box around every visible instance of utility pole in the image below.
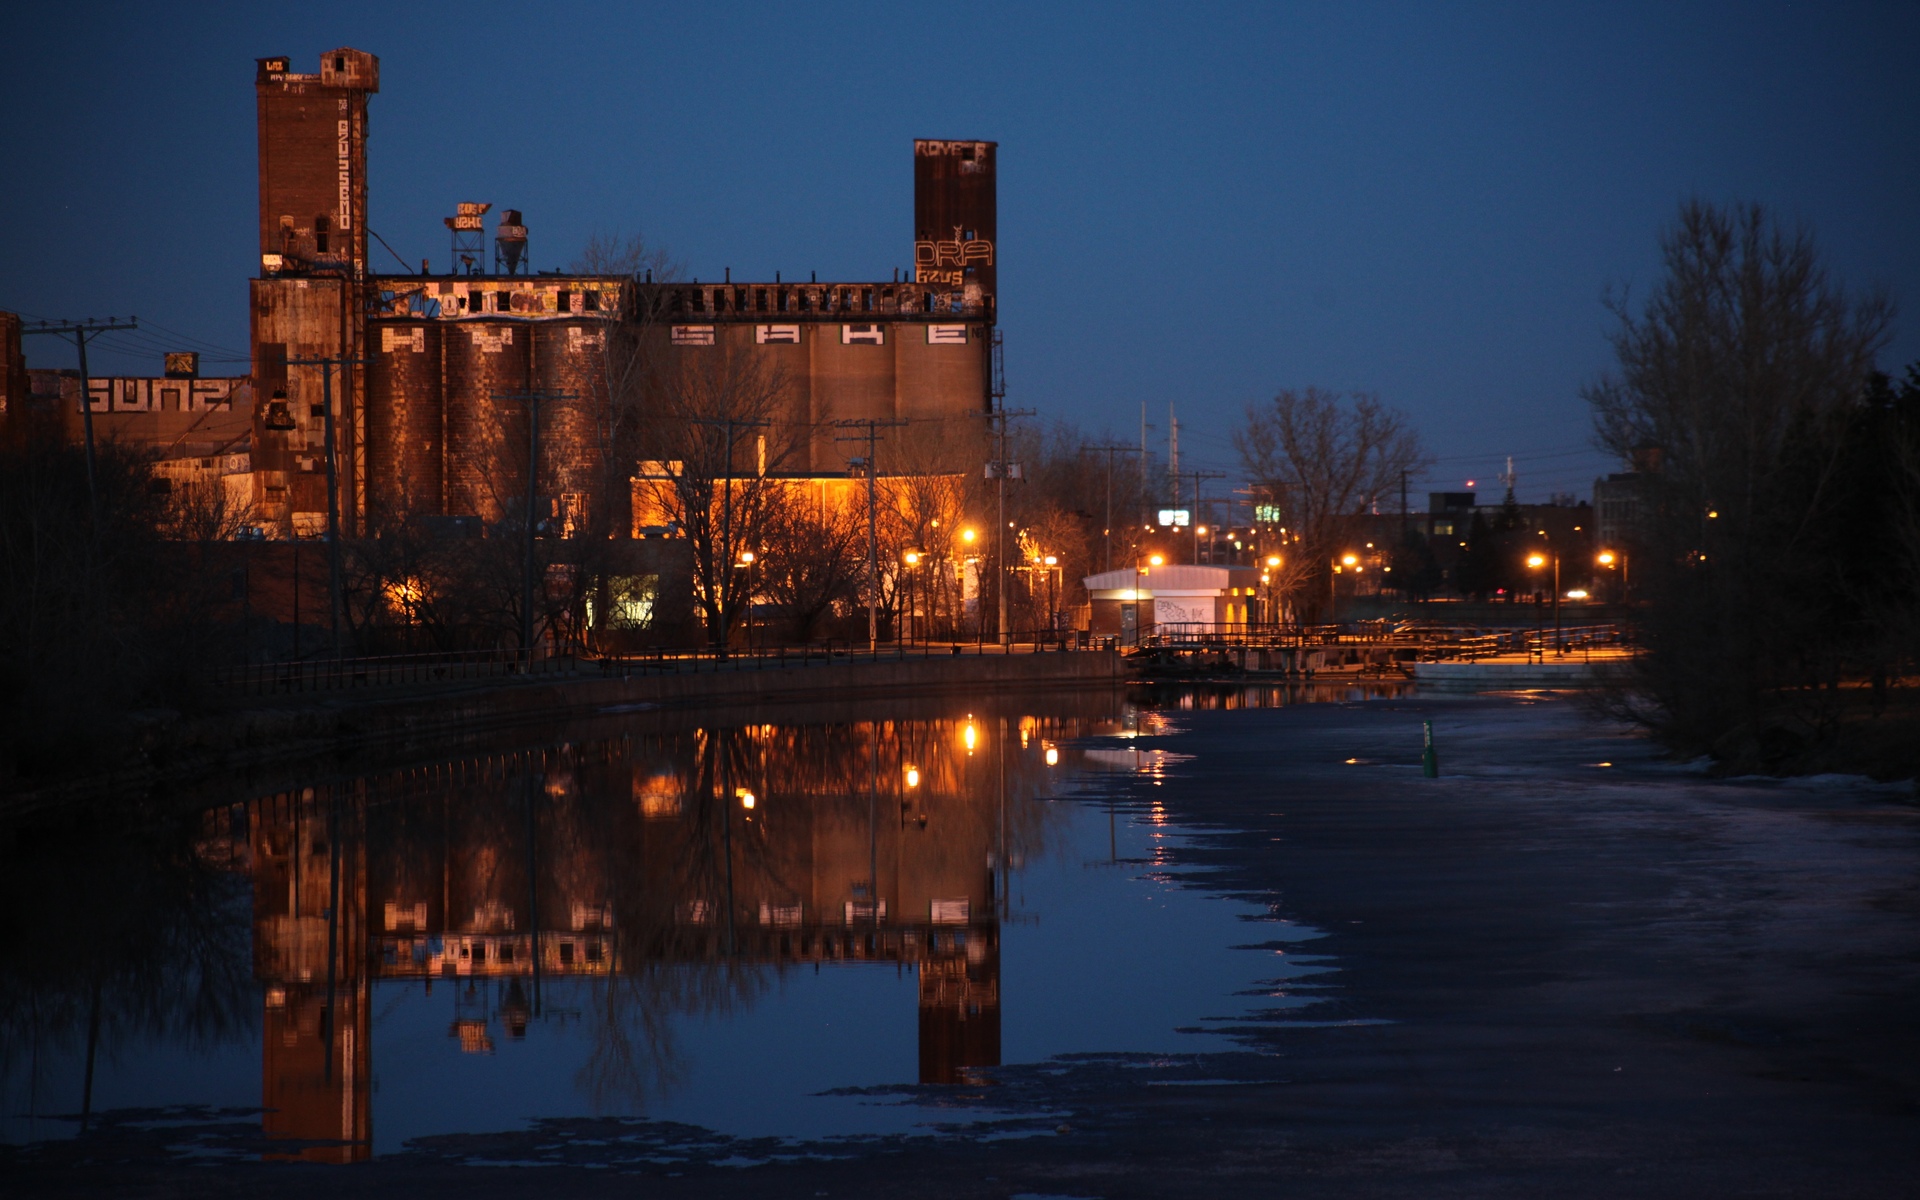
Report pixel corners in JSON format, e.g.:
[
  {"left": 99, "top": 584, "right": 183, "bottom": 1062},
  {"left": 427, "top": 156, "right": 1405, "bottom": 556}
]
[
  {"left": 835, "top": 418, "right": 907, "bottom": 651},
  {"left": 23, "top": 316, "right": 139, "bottom": 514},
  {"left": 983, "top": 407, "right": 1035, "bottom": 645},
  {"left": 286, "top": 354, "right": 368, "bottom": 658},
  {"left": 1186, "top": 469, "right": 1225, "bottom": 565},
  {"left": 1089, "top": 444, "right": 1144, "bottom": 573},
  {"left": 1168, "top": 404, "right": 1179, "bottom": 507},
  {"left": 494, "top": 389, "right": 577, "bottom": 654},
  {"left": 691, "top": 416, "right": 771, "bottom": 655}
]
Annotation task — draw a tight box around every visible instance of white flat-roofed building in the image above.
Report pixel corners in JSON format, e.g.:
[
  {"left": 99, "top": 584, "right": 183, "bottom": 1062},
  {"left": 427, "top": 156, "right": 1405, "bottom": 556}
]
[{"left": 1083, "top": 564, "right": 1258, "bottom": 642}]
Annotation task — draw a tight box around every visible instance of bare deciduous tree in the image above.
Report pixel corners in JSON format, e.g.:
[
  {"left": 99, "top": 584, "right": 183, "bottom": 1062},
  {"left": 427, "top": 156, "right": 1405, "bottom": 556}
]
[
  {"left": 635, "top": 342, "right": 801, "bottom": 648},
  {"left": 1234, "top": 387, "right": 1426, "bottom": 623}
]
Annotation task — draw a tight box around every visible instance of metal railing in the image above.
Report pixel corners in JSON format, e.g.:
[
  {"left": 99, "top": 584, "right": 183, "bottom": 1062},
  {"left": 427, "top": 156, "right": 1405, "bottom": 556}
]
[{"left": 1126, "top": 622, "right": 1633, "bottom": 663}]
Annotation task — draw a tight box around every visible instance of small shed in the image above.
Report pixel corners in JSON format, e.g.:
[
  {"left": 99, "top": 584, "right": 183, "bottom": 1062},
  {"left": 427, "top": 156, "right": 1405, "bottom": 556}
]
[{"left": 1082, "top": 563, "right": 1260, "bottom": 641}]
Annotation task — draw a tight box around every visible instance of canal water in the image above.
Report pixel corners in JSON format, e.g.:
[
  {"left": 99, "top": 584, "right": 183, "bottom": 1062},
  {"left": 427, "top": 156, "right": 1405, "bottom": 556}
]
[{"left": 0, "top": 684, "right": 1400, "bottom": 1160}]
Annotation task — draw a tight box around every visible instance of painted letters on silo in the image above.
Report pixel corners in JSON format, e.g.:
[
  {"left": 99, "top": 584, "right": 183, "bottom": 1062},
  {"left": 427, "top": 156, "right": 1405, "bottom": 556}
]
[{"left": 913, "top": 140, "right": 997, "bottom": 313}]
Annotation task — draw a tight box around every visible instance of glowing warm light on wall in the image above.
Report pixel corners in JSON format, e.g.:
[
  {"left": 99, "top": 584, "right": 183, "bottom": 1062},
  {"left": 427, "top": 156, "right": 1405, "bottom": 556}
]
[
  {"left": 735, "top": 787, "right": 755, "bottom": 809},
  {"left": 904, "top": 765, "right": 920, "bottom": 788},
  {"left": 963, "top": 720, "right": 977, "bottom": 752},
  {"left": 1044, "top": 746, "right": 1059, "bottom": 767}
]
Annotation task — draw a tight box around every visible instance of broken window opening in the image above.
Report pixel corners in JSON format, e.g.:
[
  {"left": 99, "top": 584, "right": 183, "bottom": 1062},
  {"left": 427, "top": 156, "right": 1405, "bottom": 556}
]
[{"left": 583, "top": 290, "right": 600, "bottom": 311}]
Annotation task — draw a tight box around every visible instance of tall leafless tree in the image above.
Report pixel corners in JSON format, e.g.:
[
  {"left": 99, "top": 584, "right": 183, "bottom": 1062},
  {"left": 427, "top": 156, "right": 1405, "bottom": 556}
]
[
  {"left": 635, "top": 342, "right": 801, "bottom": 647},
  {"left": 1234, "top": 387, "right": 1426, "bottom": 623}
]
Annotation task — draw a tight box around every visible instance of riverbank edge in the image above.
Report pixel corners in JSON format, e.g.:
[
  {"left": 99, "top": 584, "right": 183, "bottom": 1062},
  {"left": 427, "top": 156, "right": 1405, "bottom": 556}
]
[{"left": 1, "top": 651, "right": 1123, "bottom": 819}]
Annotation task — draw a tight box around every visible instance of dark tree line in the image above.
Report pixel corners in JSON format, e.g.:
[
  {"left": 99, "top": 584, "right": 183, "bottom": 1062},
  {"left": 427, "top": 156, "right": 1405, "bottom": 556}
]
[{"left": 1586, "top": 199, "right": 1919, "bottom": 774}]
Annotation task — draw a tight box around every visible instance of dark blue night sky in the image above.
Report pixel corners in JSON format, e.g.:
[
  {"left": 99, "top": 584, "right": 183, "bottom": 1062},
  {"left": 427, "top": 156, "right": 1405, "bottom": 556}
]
[{"left": 4, "top": 3, "right": 1915, "bottom": 499}]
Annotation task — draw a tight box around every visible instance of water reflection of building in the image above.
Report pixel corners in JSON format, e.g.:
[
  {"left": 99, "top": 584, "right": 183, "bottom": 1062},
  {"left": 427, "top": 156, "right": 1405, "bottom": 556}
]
[
  {"left": 249, "top": 789, "right": 372, "bottom": 1162},
  {"left": 239, "top": 714, "right": 1081, "bottom": 1154}
]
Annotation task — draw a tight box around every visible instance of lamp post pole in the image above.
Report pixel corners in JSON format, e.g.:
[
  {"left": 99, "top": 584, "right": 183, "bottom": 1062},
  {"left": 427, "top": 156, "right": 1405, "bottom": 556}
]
[
  {"left": 1553, "top": 553, "right": 1562, "bottom": 653},
  {"left": 287, "top": 353, "right": 370, "bottom": 659}
]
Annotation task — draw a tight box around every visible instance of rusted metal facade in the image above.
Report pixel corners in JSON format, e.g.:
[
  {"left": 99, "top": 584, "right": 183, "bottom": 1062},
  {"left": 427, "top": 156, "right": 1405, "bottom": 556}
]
[
  {"left": 443, "top": 319, "right": 531, "bottom": 522},
  {"left": 365, "top": 320, "right": 443, "bottom": 516},
  {"left": 530, "top": 320, "right": 610, "bottom": 535},
  {"left": 914, "top": 139, "right": 998, "bottom": 309}
]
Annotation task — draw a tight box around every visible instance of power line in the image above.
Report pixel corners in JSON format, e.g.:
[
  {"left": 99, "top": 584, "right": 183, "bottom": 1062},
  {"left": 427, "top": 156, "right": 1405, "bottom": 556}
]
[{"left": 22, "top": 315, "right": 139, "bottom": 513}]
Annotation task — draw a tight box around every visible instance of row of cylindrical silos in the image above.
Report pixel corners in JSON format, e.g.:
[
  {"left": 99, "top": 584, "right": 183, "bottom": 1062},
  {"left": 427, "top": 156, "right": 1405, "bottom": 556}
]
[{"left": 366, "top": 317, "right": 611, "bottom": 525}]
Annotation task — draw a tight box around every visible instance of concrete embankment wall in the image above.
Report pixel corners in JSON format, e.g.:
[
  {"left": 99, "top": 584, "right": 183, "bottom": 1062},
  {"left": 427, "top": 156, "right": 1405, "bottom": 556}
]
[
  {"left": 4, "top": 652, "right": 1123, "bottom": 818},
  {"left": 322, "top": 650, "right": 1124, "bottom": 745}
]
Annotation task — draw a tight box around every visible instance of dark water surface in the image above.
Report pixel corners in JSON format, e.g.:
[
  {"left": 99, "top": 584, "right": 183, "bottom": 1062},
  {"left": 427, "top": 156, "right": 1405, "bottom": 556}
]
[{"left": 0, "top": 683, "right": 1403, "bottom": 1160}]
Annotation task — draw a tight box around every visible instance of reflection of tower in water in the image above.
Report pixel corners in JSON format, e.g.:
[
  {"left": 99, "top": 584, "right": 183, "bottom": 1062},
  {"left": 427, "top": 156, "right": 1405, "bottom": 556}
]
[
  {"left": 239, "top": 713, "right": 1091, "bottom": 1147},
  {"left": 250, "top": 788, "right": 372, "bottom": 1162},
  {"left": 918, "top": 927, "right": 1001, "bottom": 1084}
]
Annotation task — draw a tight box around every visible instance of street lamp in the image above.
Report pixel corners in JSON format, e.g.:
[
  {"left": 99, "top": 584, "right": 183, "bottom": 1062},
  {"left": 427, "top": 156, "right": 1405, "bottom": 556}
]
[
  {"left": 902, "top": 549, "right": 923, "bottom": 644},
  {"left": 1264, "top": 555, "right": 1281, "bottom": 626},
  {"left": 1042, "top": 554, "right": 1059, "bottom": 634},
  {"left": 1525, "top": 551, "right": 1561, "bottom": 655},
  {"left": 1597, "top": 548, "right": 1628, "bottom": 602},
  {"left": 736, "top": 550, "right": 757, "bottom": 651}
]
